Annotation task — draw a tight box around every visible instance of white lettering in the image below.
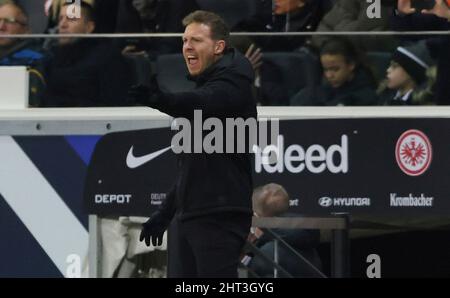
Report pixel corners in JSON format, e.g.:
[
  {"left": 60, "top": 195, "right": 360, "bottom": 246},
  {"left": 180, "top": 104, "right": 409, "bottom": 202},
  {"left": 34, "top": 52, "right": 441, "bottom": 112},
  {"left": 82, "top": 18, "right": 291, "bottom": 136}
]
[
  {"left": 254, "top": 135, "right": 349, "bottom": 174},
  {"left": 390, "top": 193, "right": 434, "bottom": 207},
  {"left": 94, "top": 194, "right": 132, "bottom": 204},
  {"left": 366, "top": 254, "right": 381, "bottom": 278},
  {"left": 366, "top": 0, "right": 381, "bottom": 19}
]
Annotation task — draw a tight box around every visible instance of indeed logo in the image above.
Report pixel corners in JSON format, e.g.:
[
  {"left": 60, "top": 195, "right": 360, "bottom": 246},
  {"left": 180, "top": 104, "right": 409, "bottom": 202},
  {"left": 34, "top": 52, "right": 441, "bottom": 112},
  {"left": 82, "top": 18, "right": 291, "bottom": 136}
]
[
  {"left": 253, "top": 135, "right": 349, "bottom": 174},
  {"left": 319, "top": 196, "right": 371, "bottom": 207},
  {"left": 95, "top": 194, "right": 131, "bottom": 204},
  {"left": 390, "top": 193, "right": 434, "bottom": 207}
]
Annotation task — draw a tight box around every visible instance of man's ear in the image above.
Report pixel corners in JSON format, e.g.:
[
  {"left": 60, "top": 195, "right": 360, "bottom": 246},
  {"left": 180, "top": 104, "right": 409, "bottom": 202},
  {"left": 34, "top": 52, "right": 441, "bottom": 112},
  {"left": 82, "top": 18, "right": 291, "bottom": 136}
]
[
  {"left": 214, "top": 40, "right": 226, "bottom": 55},
  {"left": 86, "top": 21, "right": 95, "bottom": 34}
]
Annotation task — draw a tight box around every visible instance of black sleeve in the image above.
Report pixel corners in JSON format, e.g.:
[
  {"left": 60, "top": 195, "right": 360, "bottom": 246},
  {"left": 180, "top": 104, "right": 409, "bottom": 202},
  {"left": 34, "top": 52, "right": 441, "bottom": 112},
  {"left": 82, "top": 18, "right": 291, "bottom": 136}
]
[{"left": 153, "top": 74, "right": 251, "bottom": 118}]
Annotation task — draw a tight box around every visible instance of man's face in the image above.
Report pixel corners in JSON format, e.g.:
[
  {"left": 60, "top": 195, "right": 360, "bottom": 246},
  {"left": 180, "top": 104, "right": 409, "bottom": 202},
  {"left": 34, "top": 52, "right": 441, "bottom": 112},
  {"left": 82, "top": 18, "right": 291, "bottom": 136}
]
[
  {"left": 321, "top": 54, "right": 355, "bottom": 88},
  {"left": 58, "top": 5, "right": 95, "bottom": 45},
  {"left": 273, "top": 0, "right": 305, "bottom": 15},
  {"left": 0, "top": 4, "right": 29, "bottom": 47},
  {"left": 182, "top": 22, "right": 225, "bottom": 76}
]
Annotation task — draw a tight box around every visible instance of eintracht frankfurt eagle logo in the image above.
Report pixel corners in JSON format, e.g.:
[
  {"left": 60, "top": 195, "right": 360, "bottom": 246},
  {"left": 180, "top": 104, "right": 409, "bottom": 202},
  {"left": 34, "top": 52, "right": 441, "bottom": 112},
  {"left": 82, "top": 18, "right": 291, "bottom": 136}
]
[{"left": 395, "top": 130, "right": 432, "bottom": 177}]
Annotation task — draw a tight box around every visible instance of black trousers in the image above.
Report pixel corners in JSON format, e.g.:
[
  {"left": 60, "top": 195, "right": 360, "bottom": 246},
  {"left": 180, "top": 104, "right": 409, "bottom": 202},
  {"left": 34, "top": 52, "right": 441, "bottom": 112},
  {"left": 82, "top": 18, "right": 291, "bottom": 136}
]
[{"left": 167, "top": 212, "right": 252, "bottom": 278}]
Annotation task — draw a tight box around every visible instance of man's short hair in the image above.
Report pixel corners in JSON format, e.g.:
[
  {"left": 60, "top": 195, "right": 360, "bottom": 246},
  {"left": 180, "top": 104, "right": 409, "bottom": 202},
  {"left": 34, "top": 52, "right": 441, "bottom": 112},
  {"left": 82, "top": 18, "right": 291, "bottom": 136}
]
[
  {"left": 0, "top": 0, "right": 28, "bottom": 22},
  {"left": 252, "top": 183, "right": 289, "bottom": 217},
  {"left": 62, "top": 1, "right": 95, "bottom": 23},
  {"left": 182, "top": 10, "right": 230, "bottom": 46}
]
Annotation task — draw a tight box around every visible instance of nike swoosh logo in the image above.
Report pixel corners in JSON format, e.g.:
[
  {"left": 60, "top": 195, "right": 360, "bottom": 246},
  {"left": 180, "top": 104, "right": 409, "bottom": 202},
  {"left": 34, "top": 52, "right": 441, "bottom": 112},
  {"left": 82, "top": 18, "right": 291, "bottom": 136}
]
[{"left": 126, "top": 146, "right": 172, "bottom": 169}]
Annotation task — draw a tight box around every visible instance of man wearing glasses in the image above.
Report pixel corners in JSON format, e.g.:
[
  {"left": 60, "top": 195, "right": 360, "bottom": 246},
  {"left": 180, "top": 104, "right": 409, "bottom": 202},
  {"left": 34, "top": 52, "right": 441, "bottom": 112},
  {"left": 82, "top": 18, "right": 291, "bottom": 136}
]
[
  {"left": 0, "top": 1, "right": 45, "bottom": 107},
  {"left": 0, "top": 0, "right": 43, "bottom": 66}
]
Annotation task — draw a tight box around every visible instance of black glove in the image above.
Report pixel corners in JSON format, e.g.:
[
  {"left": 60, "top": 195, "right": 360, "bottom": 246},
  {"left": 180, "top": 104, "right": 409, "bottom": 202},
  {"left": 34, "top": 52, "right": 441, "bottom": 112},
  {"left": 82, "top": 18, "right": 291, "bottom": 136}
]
[
  {"left": 139, "top": 211, "right": 168, "bottom": 247},
  {"left": 127, "top": 75, "right": 161, "bottom": 106}
]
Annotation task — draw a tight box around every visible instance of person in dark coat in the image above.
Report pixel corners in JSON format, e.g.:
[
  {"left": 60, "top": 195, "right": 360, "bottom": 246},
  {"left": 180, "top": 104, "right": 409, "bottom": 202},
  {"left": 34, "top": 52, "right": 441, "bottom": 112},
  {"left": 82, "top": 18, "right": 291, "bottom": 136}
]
[
  {"left": 391, "top": 0, "right": 450, "bottom": 105},
  {"left": 377, "top": 41, "right": 435, "bottom": 105},
  {"left": 130, "top": 11, "right": 257, "bottom": 278},
  {"left": 312, "top": 0, "right": 398, "bottom": 52},
  {"left": 233, "top": 0, "right": 330, "bottom": 52},
  {"left": 244, "top": 184, "right": 322, "bottom": 278},
  {"left": 0, "top": 1, "right": 46, "bottom": 106},
  {"left": 0, "top": 0, "right": 44, "bottom": 65},
  {"left": 41, "top": 1, "right": 132, "bottom": 107},
  {"left": 46, "top": 0, "right": 126, "bottom": 33},
  {"left": 291, "top": 38, "right": 378, "bottom": 106},
  {"left": 131, "top": 0, "right": 199, "bottom": 55}
]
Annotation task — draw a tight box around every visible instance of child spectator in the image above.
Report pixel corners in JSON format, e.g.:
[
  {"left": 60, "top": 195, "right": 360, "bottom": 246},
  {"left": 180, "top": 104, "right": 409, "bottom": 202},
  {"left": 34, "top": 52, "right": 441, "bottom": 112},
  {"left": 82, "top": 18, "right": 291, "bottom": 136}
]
[
  {"left": 378, "top": 41, "right": 435, "bottom": 105},
  {"left": 290, "top": 38, "right": 378, "bottom": 106}
]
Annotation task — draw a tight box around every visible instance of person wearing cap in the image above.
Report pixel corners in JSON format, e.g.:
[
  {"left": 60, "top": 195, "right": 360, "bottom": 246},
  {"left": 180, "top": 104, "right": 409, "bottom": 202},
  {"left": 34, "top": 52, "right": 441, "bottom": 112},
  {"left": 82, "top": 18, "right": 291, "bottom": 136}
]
[
  {"left": 393, "top": 0, "right": 450, "bottom": 105},
  {"left": 378, "top": 41, "right": 435, "bottom": 105}
]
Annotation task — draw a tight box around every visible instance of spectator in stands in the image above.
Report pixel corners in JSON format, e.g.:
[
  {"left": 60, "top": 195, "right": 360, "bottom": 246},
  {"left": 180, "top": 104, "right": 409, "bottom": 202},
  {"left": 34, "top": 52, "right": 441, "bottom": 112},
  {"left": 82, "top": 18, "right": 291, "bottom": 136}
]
[
  {"left": 40, "top": 1, "right": 132, "bottom": 107},
  {"left": 243, "top": 183, "right": 322, "bottom": 278},
  {"left": 0, "top": 0, "right": 46, "bottom": 106},
  {"left": 133, "top": 0, "right": 198, "bottom": 33},
  {"left": 378, "top": 41, "right": 435, "bottom": 105},
  {"left": 234, "top": 0, "right": 330, "bottom": 52},
  {"left": 131, "top": 0, "right": 199, "bottom": 55},
  {"left": 233, "top": 40, "right": 289, "bottom": 106},
  {"left": 0, "top": 0, "right": 44, "bottom": 65},
  {"left": 291, "top": 38, "right": 378, "bottom": 106},
  {"left": 46, "top": 0, "right": 141, "bottom": 33},
  {"left": 46, "top": 0, "right": 92, "bottom": 32},
  {"left": 13, "top": 0, "right": 48, "bottom": 33},
  {"left": 312, "top": 0, "right": 397, "bottom": 52},
  {"left": 392, "top": 0, "right": 450, "bottom": 105}
]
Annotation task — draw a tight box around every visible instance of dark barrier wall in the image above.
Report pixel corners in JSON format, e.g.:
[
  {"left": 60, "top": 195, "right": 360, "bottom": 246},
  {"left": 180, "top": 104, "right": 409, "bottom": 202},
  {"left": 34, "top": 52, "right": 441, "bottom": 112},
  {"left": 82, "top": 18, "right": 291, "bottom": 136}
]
[{"left": 84, "top": 119, "right": 450, "bottom": 217}]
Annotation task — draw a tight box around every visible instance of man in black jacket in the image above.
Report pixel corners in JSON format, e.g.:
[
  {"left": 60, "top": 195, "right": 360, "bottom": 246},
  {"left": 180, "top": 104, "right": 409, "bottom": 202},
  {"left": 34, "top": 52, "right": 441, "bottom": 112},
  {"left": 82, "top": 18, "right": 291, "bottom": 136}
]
[
  {"left": 132, "top": 11, "right": 257, "bottom": 278},
  {"left": 41, "top": 2, "right": 132, "bottom": 107}
]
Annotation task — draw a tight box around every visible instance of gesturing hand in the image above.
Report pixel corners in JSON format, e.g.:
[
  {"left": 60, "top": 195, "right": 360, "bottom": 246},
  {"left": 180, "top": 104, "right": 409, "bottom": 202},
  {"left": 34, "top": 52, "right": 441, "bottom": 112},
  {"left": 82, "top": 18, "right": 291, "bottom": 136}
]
[
  {"left": 139, "top": 211, "right": 168, "bottom": 247},
  {"left": 397, "top": 0, "right": 416, "bottom": 15},
  {"left": 421, "top": 0, "right": 450, "bottom": 20},
  {"left": 245, "top": 43, "right": 263, "bottom": 71}
]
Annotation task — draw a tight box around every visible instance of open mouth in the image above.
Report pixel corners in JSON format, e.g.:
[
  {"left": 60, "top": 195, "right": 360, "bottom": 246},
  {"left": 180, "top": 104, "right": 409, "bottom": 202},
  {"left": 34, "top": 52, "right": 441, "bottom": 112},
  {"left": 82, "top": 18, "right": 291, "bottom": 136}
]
[{"left": 187, "top": 55, "right": 199, "bottom": 67}]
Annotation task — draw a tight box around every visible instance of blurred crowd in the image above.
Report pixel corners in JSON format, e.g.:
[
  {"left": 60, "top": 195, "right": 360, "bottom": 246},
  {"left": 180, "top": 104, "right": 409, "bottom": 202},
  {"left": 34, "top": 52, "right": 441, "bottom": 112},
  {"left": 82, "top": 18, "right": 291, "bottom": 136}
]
[{"left": 0, "top": 0, "right": 448, "bottom": 107}]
